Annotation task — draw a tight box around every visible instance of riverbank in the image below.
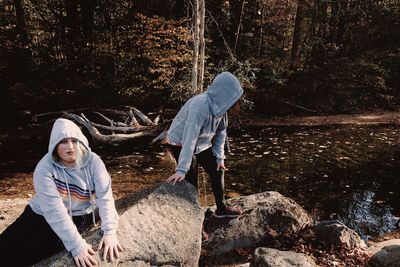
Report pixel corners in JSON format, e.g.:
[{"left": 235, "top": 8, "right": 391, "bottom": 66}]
[{"left": 1, "top": 111, "right": 400, "bottom": 265}]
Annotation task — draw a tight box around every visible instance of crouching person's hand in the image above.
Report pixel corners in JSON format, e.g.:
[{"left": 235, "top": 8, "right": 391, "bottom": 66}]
[
  {"left": 74, "top": 245, "right": 97, "bottom": 267},
  {"left": 166, "top": 172, "right": 185, "bottom": 185},
  {"left": 98, "top": 234, "right": 124, "bottom": 262}
]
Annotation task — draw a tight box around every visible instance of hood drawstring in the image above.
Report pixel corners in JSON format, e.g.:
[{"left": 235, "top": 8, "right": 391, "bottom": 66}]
[
  {"left": 63, "top": 169, "right": 73, "bottom": 219},
  {"left": 85, "top": 168, "right": 97, "bottom": 227},
  {"left": 61, "top": 167, "right": 96, "bottom": 227}
]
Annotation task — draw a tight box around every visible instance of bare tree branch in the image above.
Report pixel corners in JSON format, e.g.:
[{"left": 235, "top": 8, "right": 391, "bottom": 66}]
[
  {"left": 127, "top": 110, "right": 140, "bottom": 126},
  {"left": 63, "top": 113, "right": 161, "bottom": 144},
  {"left": 150, "top": 130, "right": 168, "bottom": 145},
  {"left": 153, "top": 114, "right": 161, "bottom": 125},
  {"left": 80, "top": 113, "right": 157, "bottom": 133},
  {"left": 93, "top": 112, "right": 130, "bottom": 127},
  {"left": 128, "top": 106, "right": 154, "bottom": 126},
  {"left": 94, "top": 111, "right": 115, "bottom": 126}
]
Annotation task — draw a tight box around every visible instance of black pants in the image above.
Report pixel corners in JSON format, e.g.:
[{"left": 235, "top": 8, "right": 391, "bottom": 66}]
[
  {"left": 0, "top": 205, "right": 93, "bottom": 267},
  {"left": 170, "top": 145, "right": 225, "bottom": 210}
]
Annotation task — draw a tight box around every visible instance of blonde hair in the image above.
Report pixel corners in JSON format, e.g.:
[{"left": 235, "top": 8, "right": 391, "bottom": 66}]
[{"left": 74, "top": 142, "right": 88, "bottom": 169}]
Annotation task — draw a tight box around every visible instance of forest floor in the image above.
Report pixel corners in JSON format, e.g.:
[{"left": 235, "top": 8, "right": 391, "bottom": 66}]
[{"left": 1, "top": 111, "right": 400, "bottom": 265}]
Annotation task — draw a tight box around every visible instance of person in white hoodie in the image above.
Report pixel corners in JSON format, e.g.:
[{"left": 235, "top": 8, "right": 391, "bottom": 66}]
[
  {"left": 0, "top": 118, "right": 123, "bottom": 267},
  {"left": 166, "top": 71, "right": 243, "bottom": 218}
]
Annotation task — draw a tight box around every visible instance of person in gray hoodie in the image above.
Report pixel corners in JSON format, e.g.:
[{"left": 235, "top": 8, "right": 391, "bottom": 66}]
[
  {"left": 0, "top": 118, "right": 123, "bottom": 267},
  {"left": 166, "top": 71, "right": 243, "bottom": 218}
]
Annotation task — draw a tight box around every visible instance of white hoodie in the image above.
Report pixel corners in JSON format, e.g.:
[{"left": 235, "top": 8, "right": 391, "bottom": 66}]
[
  {"left": 29, "top": 118, "right": 118, "bottom": 257},
  {"left": 167, "top": 71, "right": 243, "bottom": 174}
]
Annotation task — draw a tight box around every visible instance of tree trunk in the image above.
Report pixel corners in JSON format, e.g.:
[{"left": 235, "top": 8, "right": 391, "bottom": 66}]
[
  {"left": 14, "top": 0, "right": 30, "bottom": 45},
  {"left": 64, "top": 0, "right": 80, "bottom": 43},
  {"left": 336, "top": 0, "right": 349, "bottom": 44},
  {"left": 81, "top": 0, "right": 95, "bottom": 40},
  {"left": 319, "top": 1, "right": 328, "bottom": 39},
  {"left": 192, "top": 0, "right": 200, "bottom": 94},
  {"left": 234, "top": 0, "right": 246, "bottom": 52},
  {"left": 197, "top": 0, "right": 205, "bottom": 93},
  {"left": 257, "top": 5, "right": 265, "bottom": 57},
  {"left": 329, "top": 0, "right": 339, "bottom": 43},
  {"left": 290, "top": 0, "right": 307, "bottom": 68}
]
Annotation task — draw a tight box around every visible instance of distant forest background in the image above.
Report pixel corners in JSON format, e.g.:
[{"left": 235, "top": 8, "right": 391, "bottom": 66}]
[{"left": 1, "top": 0, "right": 399, "bottom": 124}]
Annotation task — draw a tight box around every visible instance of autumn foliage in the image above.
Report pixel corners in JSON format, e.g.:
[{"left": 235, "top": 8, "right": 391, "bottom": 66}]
[{"left": 0, "top": 0, "right": 399, "bottom": 117}]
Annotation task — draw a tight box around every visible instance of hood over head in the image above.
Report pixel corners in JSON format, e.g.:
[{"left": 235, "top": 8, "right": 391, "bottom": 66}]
[
  {"left": 206, "top": 72, "right": 244, "bottom": 117},
  {"left": 48, "top": 118, "right": 90, "bottom": 163}
]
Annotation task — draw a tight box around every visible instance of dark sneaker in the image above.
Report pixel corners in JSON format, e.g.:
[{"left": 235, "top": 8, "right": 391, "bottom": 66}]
[{"left": 214, "top": 205, "right": 242, "bottom": 218}]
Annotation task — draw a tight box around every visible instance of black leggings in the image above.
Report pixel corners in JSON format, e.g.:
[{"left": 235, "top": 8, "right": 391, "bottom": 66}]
[
  {"left": 0, "top": 205, "right": 93, "bottom": 267},
  {"left": 170, "top": 145, "right": 225, "bottom": 210}
]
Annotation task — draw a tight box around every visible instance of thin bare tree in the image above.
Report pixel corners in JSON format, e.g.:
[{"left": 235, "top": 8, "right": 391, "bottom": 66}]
[
  {"left": 192, "top": 0, "right": 200, "bottom": 93},
  {"left": 191, "top": 0, "right": 206, "bottom": 94},
  {"left": 197, "top": 0, "right": 205, "bottom": 93},
  {"left": 234, "top": 0, "right": 246, "bottom": 51}
]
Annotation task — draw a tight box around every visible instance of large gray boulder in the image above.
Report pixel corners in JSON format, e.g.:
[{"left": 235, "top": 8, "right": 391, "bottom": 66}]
[
  {"left": 35, "top": 182, "right": 203, "bottom": 266},
  {"left": 314, "top": 220, "right": 367, "bottom": 249},
  {"left": 250, "top": 248, "right": 316, "bottom": 267},
  {"left": 367, "top": 239, "right": 400, "bottom": 267},
  {"left": 203, "top": 191, "right": 313, "bottom": 256}
]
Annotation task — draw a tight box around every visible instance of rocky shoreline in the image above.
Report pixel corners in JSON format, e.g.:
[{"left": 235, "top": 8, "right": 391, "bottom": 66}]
[{"left": 1, "top": 183, "right": 399, "bottom": 266}]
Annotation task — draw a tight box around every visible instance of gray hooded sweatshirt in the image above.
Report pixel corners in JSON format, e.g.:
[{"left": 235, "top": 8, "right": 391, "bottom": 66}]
[
  {"left": 167, "top": 72, "right": 243, "bottom": 175},
  {"left": 29, "top": 118, "right": 118, "bottom": 257}
]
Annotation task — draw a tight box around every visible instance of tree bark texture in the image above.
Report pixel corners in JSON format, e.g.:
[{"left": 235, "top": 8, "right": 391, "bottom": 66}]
[
  {"left": 192, "top": 0, "right": 200, "bottom": 94},
  {"left": 290, "top": 0, "right": 307, "bottom": 68},
  {"left": 197, "top": 0, "right": 205, "bottom": 93},
  {"left": 14, "top": 0, "right": 30, "bottom": 45}
]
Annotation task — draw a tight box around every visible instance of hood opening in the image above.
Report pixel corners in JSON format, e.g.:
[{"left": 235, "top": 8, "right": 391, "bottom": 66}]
[{"left": 49, "top": 118, "right": 91, "bottom": 168}]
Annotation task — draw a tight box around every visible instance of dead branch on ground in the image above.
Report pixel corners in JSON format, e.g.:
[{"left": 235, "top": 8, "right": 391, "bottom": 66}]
[{"left": 32, "top": 106, "right": 170, "bottom": 144}]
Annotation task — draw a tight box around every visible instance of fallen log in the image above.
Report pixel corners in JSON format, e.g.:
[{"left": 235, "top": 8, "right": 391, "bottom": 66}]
[{"left": 63, "top": 113, "right": 164, "bottom": 144}]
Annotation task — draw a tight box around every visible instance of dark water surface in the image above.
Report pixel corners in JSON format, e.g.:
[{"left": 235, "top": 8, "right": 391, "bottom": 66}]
[
  {"left": 225, "top": 125, "right": 400, "bottom": 239},
  {"left": 1, "top": 124, "right": 399, "bottom": 239}
]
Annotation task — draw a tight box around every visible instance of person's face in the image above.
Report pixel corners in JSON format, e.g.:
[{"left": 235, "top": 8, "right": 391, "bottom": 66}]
[
  {"left": 56, "top": 138, "right": 78, "bottom": 167},
  {"left": 228, "top": 100, "right": 241, "bottom": 116}
]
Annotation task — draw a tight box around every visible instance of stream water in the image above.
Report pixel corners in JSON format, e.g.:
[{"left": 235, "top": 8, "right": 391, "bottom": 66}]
[
  {"left": 1, "top": 124, "right": 399, "bottom": 240},
  {"left": 224, "top": 125, "right": 400, "bottom": 240}
]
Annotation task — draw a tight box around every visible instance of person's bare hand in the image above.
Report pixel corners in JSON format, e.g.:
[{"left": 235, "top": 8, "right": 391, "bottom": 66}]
[
  {"left": 74, "top": 246, "right": 97, "bottom": 267},
  {"left": 98, "top": 234, "right": 124, "bottom": 262},
  {"left": 166, "top": 172, "right": 185, "bottom": 185},
  {"left": 217, "top": 163, "right": 228, "bottom": 171}
]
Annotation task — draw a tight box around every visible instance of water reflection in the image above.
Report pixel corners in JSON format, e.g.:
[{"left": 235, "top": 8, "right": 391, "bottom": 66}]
[
  {"left": 225, "top": 125, "right": 400, "bottom": 239},
  {"left": 1, "top": 124, "right": 399, "bottom": 239},
  {"left": 339, "top": 191, "right": 398, "bottom": 240}
]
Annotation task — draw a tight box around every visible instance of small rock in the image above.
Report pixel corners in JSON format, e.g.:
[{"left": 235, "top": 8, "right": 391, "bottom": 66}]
[
  {"left": 314, "top": 220, "right": 367, "bottom": 249},
  {"left": 367, "top": 239, "right": 400, "bottom": 267},
  {"left": 250, "top": 247, "right": 317, "bottom": 267}
]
